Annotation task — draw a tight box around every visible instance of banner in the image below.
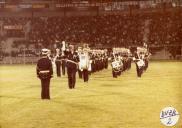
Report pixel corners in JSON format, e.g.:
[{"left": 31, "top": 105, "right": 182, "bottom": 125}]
[
  {"left": 18, "top": 4, "right": 32, "bottom": 9},
  {"left": 3, "top": 25, "right": 23, "bottom": 30}
]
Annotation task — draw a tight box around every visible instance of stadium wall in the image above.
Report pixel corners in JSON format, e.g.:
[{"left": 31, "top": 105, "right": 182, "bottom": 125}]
[
  {"left": 0, "top": 7, "right": 181, "bottom": 18},
  {"left": 0, "top": 46, "right": 181, "bottom": 65}
]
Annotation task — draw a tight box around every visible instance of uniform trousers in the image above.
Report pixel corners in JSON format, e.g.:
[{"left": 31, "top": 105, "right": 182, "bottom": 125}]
[
  {"left": 62, "top": 60, "right": 66, "bottom": 75},
  {"left": 67, "top": 68, "right": 76, "bottom": 89},
  {"left": 55, "top": 61, "right": 61, "bottom": 77},
  {"left": 83, "top": 69, "right": 89, "bottom": 82},
  {"left": 41, "top": 78, "right": 50, "bottom": 99}
]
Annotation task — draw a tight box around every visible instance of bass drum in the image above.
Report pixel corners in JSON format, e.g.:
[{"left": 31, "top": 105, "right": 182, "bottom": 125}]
[{"left": 111, "top": 60, "right": 123, "bottom": 72}]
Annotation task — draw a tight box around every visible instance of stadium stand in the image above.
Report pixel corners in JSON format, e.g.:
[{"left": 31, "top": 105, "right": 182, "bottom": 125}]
[{"left": 0, "top": 0, "right": 181, "bottom": 63}]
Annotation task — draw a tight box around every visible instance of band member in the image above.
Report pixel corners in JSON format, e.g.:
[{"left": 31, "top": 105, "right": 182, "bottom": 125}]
[
  {"left": 61, "top": 52, "right": 66, "bottom": 75},
  {"left": 66, "top": 45, "right": 79, "bottom": 89},
  {"left": 133, "top": 48, "right": 145, "bottom": 77},
  {"left": 55, "top": 48, "right": 61, "bottom": 77},
  {"left": 47, "top": 49, "right": 53, "bottom": 61},
  {"left": 77, "top": 47, "right": 83, "bottom": 79},
  {"left": 111, "top": 53, "right": 122, "bottom": 78},
  {"left": 79, "top": 48, "right": 90, "bottom": 82},
  {"left": 61, "top": 41, "right": 66, "bottom": 76},
  {"left": 127, "top": 55, "right": 132, "bottom": 70},
  {"left": 134, "top": 52, "right": 142, "bottom": 77},
  {"left": 36, "top": 48, "right": 53, "bottom": 99},
  {"left": 143, "top": 52, "right": 151, "bottom": 71},
  {"left": 104, "top": 54, "right": 108, "bottom": 69}
]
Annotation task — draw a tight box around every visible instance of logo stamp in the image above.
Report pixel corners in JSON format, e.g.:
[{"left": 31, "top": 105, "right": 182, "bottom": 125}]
[{"left": 160, "top": 107, "right": 180, "bottom": 126}]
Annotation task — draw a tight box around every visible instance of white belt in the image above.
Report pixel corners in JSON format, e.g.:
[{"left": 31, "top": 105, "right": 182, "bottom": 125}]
[{"left": 39, "top": 70, "right": 50, "bottom": 73}]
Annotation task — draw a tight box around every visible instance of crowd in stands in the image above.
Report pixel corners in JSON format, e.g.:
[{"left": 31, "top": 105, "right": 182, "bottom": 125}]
[
  {"left": 149, "top": 13, "right": 182, "bottom": 45},
  {"left": 0, "top": 11, "right": 181, "bottom": 57},
  {"left": 28, "top": 15, "right": 144, "bottom": 47}
]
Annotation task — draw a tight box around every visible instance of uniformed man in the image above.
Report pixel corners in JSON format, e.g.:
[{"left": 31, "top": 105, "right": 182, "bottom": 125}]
[
  {"left": 104, "top": 54, "right": 108, "bottom": 69},
  {"left": 36, "top": 48, "right": 53, "bottom": 99},
  {"left": 77, "top": 47, "right": 83, "bottom": 79},
  {"left": 90, "top": 54, "right": 96, "bottom": 73},
  {"left": 66, "top": 45, "right": 79, "bottom": 89},
  {"left": 143, "top": 52, "right": 151, "bottom": 71},
  {"left": 133, "top": 51, "right": 143, "bottom": 77},
  {"left": 111, "top": 53, "right": 122, "bottom": 78},
  {"left": 61, "top": 41, "right": 66, "bottom": 76},
  {"left": 55, "top": 48, "right": 61, "bottom": 77},
  {"left": 81, "top": 48, "right": 90, "bottom": 82},
  {"left": 61, "top": 52, "right": 66, "bottom": 76}
]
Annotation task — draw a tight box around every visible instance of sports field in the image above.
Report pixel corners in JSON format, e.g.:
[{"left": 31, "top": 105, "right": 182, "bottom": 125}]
[{"left": 0, "top": 61, "right": 182, "bottom": 128}]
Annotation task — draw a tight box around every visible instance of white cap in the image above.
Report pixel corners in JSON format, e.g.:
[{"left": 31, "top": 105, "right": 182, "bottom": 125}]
[{"left": 41, "top": 48, "right": 49, "bottom": 55}]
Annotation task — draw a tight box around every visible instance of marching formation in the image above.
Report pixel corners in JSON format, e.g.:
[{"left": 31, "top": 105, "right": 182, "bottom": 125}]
[
  {"left": 111, "top": 48, "right": 132, "bottom": 78},
  {"left": 133, "top": 47, "right": 151, "bottom": 77},
  {"left": 36, "top": 42, "right": 151, "bottom": 99}
]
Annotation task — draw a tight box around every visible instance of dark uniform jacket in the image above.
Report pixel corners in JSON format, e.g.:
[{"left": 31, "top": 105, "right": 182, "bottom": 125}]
[
  {"left": 66, "top": 52, "right": 79, "bottom": 70},
  {"left": 37, "top": 57, "right": 53, "bottom": 79}
]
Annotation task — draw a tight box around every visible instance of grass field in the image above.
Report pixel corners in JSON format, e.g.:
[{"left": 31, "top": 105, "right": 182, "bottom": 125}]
[{"left": 0, "top": 61, "right": 182, "bottom": 128}]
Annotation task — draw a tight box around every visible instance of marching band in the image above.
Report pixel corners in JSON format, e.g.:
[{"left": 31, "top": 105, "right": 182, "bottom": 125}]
[
  {"left": 111, "top": 48, "right": 132, "bottom": 78},
  {"left": 133, "top": 47, "right": 151, "bottom": 77},
  {"left": 37, "top": 41, "right": 151, "bottom": 99}
]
